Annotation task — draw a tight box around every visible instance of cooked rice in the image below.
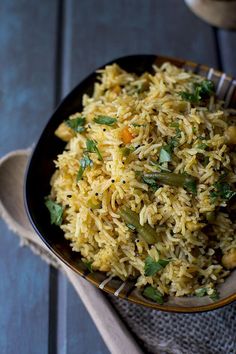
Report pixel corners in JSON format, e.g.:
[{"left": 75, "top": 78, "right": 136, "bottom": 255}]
[{"left": 49, "top": 62, "right": 236, "bottom": 297}]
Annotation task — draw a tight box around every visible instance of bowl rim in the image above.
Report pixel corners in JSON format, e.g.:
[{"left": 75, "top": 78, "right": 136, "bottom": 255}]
[{"left": 24, "top": 53, "right": 236, "bottom": 313}]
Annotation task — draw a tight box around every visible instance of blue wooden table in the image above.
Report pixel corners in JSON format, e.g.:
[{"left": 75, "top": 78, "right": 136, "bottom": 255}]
[{"left": 0, "top": 1, "right": 235, "bottom": 353}]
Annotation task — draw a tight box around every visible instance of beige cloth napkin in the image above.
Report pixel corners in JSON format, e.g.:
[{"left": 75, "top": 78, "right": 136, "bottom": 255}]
[{"left": 0, "top": 149, "right": 144, "bottom": 354}]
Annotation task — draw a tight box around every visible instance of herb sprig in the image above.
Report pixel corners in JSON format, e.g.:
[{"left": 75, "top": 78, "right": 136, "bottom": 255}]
[
  {"left": 77, "top": 155, "right": 93, "bottom": 181},
  {"left": 159, "top": 123, "right": 181, "bottom": 164},
  {"left": 143, "top": 286, "right": 164, "bottom": 304},
  {"left": 195, "top": 287, "right": 220, "bottom": 301},
  {"left": 45, "top": 199, "right": 64, "bottom": 226},
  {"left": 180, "top": 80, "right": 215, "bottom": 104},
  {"left": 142, "top": 176, "right": 160, "bottom": 192},
  {"left": 65, "top": 116, "right": 86, "bottom": 133},
  {"left": 94, "top": 116, "right": 117, "bottom": 125},
  {"left": 84, "top": 261, "right": 93, "bottom": 273},
  {"left": 86, "top": 139, "right": 103, "bottom": 161},
  {"left": 210, "top": 181, "right": 236, "bottom": 203},
  {"left": 144, "top": 256, "right": 171, "bottom": 276}
]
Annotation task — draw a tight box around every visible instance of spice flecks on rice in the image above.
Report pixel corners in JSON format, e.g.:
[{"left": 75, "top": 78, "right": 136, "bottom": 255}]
[{"left": 48, "top": 62, "right": 236, "bottom": 298}]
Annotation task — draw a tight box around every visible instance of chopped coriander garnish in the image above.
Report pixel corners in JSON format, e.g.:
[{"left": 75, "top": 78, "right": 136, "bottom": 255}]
[
  {"left": 196, "top": 80, "right": 215, "bottom": 97},
  {"left": 210, "top": 181, "right": 236, "bottom": 203},
  {"left": 184, "top": 176, "right": 197, "bottom": 195},
  {"left": 86, "top": 139, "right": 103, "bottom": 161},
  {"left": 143, "top": 286, "right": 164, "bottom": 304},
  {"left": 77, "top": 155, "right": 93, "bottom": 181},
  {"left": 65, "top": 116, "right": 86, "bottom": 133},
  {"left": 195, "top": 287, "right": 219, "bottom": 301},
  {"left": 144, "top": 256, "right": 170, "bottom": 276},
  {"left": 195, "top": 287, "right": 207, "bottom": 297},
  {"left": 197, "top": 143, "right": 208, "bottom": 150},
  {"left": 180, "top": 80, "right": 215, "bottom": 104},
  {"left": 150, "top": 160, "right": 171, "bottom": 172},
  {"left": 169, "top": 134, "right": 180, "bottom": 150},
  {"left": 45, "top": 199, "right": 64, "bottom": 226},
  {"left": 209, "top": 289, "right": 220, "bottom": 301},
  {"left": 159, "top": 126, "right": 181, "bottom": 164},
  {"left": 159, "top": 147, "right": 171, "bottom": 164},
  {"left": 84, "top": 261, "right": 93, "bottom": 273},
  {"left": 142, "top": 176, "right": 159, "bottom": 192},
  {"left": 180, "top": 91, "right": 198, "bottom": 103},
  {"left": 94, "top": 116, "right": 117, "bottom": 125}
]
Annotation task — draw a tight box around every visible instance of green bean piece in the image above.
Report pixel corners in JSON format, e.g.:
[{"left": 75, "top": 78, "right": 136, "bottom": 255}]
[
  {"left": 142, "top": 172, "right": 197, "bottom": 194},
  {"left": 119, "top": 207, "right": 158, "bottom": 244}
]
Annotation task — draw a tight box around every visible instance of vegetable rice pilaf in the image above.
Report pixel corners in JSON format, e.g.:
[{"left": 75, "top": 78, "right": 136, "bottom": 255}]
[{"left": 46, "top": 62, "right": 236, "bottom": 304}]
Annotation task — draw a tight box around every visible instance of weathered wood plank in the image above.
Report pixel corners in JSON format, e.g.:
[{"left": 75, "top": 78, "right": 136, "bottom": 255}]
[
  {"left": 0, "top": 0, "right": 57, "bottom": 156},
  {"left": 69, "top": 0, "right": 218, "bottom": 88},
  {"left": 0, "top": 1, "right": 58, "bottom": 353},
  {"left": 0, "top": 221, "right": 49, "bottom": 354},
  {"left": 61, "top": 1, "right": 220, "bottom": 353}
]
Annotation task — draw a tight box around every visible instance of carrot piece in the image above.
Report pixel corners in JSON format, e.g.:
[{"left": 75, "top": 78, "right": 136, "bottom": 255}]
[
  {"left": 113, "top": 85, "right": 121, "bottom": 94},
  {"left": 121, "top": 126, "right": 134, "bottom": 144}
]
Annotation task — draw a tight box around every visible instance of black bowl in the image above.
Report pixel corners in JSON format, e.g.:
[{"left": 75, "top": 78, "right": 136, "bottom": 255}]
[{"left": 24, "top": 54, "right": 236, "bottom": 312}]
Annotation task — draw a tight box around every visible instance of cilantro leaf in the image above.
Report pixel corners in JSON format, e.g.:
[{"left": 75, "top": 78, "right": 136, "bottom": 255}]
[
  {"left": 77, "top": 155, "right": 93, "bottom": 181},
  {"left": 209, "top": 289, "right": 220, "bottom": 301},
  {"left": 143, "top": 286, "right": 164, "bottom": 304},
  {"left": 45, "top": 199, "right": 64, "bottom": 226},
  {"left": 86, "top": 139, "right": 103, "bottom": 161},
  {"left": 159, "top": 126, "right": 181, "bottom": 164},
  {"left": 150, "top": 160, "right": 171, "bottom": 172},
  {"left": 197, "top": 143, "right": 208, "bottom": 150},
  {"left": 144, "top": 256, "right": 170, "bottom": 276},
  {"left": 159, "top": 147, "right": 171, "bottom": 163},
  {"left": 180, "top": 91, "right": 198, "bottom": 103},
  {"left": 142, "top": 176, "right": 159, "bottom": 191},
  {"left": 84, "top": 261, "right": 93, "bottom": 273},
  {"left": 65, "top": 116, "right": 86, "bottom": 133},
  {"left": 195, "top": 80, "right": 215, "bottom": 98},
  {"left": 94, "top": 116, "right": 117, "bottom": 125},
  {"left": 195, "top": 287, "right": 207, "bottom": 297},
  {"left": 184, "top": 178, "right": 197, "bottom": 195},
  {"left": 210, "top": 181, "right": 236, "bottom": 203},
  {"left": 180, "top": 80, "right": 215, "bottom": 104},
  {"left": 195, "top": 287, "right": 219, "bottom": 301}
]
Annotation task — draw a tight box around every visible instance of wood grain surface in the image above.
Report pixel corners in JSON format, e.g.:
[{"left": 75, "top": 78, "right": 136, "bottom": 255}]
[{"left": 0, "top": 0, "right": 235, "bottom": 353}]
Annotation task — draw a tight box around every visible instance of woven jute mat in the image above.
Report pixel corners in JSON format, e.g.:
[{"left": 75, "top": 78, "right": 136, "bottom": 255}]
[{"left": 1, "top": 149, "right": 235, "bottom": 354}]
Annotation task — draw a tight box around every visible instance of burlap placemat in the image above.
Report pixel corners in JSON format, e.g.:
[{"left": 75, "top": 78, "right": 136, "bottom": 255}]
[
  {"left": 1, "top": 150, "right": 235, "bottom": 354},
  {"left": 110, "top": 296, "right": 236, "bottom": 354}
]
